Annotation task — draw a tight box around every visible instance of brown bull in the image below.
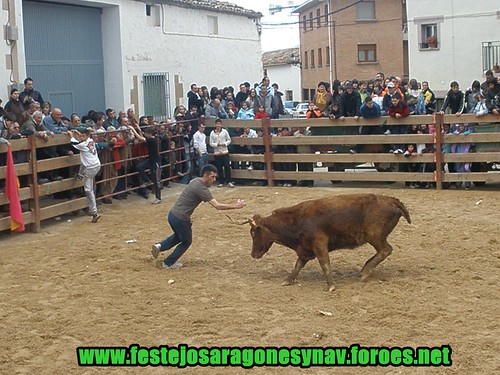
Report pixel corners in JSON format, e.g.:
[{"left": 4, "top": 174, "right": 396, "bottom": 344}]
[{"left": 247, "top": 194, "right": 411, "bottom": 292}]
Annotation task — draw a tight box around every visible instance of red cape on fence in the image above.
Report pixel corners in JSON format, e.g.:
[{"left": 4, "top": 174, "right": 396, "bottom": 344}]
[{"left": 5, "top": 146, "right": 25, "bottom": 232}]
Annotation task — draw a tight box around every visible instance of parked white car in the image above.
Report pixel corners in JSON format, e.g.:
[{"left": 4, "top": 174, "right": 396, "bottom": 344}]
[
  {"left": 290, "top": 102, "right": 309, "bottom": 118},
  {"left": 284, "top": 100, "right": 299, "bottom": 116}
]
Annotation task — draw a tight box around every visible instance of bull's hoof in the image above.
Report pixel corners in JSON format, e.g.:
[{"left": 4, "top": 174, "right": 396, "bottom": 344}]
[
  {"left": 282, "top": 279, "right": 295, "bottom": 286},
  {"left": 360, "top": 273, "right": 370, "bottom": 281},
  {"left": 328, "top": 284, "right": 336, "bottom": 292}
]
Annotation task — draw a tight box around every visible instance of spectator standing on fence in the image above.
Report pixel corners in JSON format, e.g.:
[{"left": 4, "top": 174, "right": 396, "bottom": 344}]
[
  {"left": 350, "top": 96, "right": 382, "bottom": 154},
  {"left": 69, "top": 128, "right": 102, "bottom": 223},
  {"left": 103, "top": 108, "right": 118, "bottom": 130},
  {"left": 465, "top": 80, "right": 481, "bottom": 113},
  {"left": 421, "top": 81, "right": 437, "bottom": 114},
  {"left": 136, "top": 128, "right": 164, "bottom": 204},
  {"left": 271, "top": 83, "right": 286, "bottom": 119},
  {"left": 151, "top": 164, "right": 246, "bottom": 270},
  {"left": 234, "top": 83, "right": 249, "bottom": 110},
  {"left": 485, "top": 78, "right": 500, "bottom": 115},
  {"left": 236, "top": 101, "right": 254, "bottom": 120},
  {"left": 254, "top": 85, "right": 274, "bottom": 118},
  {"left": 388, "top": 93, "right": 410, "bottom": 154},
  {"left": 19, "top": 77, "right": 44, "bottom": 110},
  {"left": 312, "top": 82, "right": 332, "bottom": 113},
  {"left": 439, "top": 81, "right": 465, "bottom": 116},
  {"left": 187, "top": 83, "right": 204, "bottom": 115},
  {"left": 209, "top": 118, "right": 233, "bottom": 188},
  {"left": 205, "top": 99, "right": 228, "bottom": 119},
  {"left": 4, "top": 89, "right": 24, "bottom": 125},
  {"left": 193, "top": 123, "right": 208, "bottom": 174},
  {"left": 306, "top": 103, "right": 322, "bottom": 118},
  {"left": 339, "top": 82, "right": 361, "bottom": 120},
  {"left": 480, "top": 70, "right": 494, "bottom": 93}
]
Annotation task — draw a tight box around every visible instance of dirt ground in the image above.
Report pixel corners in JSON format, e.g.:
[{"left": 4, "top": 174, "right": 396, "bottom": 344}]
[{"left": 1, "top": 181, "right": 499, "bottom": 375}]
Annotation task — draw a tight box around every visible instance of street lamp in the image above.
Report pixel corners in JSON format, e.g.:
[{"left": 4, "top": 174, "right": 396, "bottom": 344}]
[{"left": 289, "top": 53, "right": 302, "bottom": 68}]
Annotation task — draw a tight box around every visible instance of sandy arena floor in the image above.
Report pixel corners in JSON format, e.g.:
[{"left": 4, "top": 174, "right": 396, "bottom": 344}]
[{"left": 0, "top": 182, "right": 499, "bottom": 374}]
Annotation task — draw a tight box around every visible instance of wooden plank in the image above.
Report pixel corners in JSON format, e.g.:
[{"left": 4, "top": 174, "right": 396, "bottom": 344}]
[
  {"left": 268, "top": 153, "right": 435, "bottom": 163},
  {"left": 443, "top": 113, "right": 500, "bottom": 124},
  {"left": 443, "top": 172, "right": 500, "bottom": 182},
  {"left": 37, "top": 178, "right": 84, "bottom": 196},
  {"left": 0, "top": 137, "right": 30, "bottom": 152},
  {"left": 443, "top": 133, "right": 500, "bottom": 143},
  {"left": 231, "top": 170, "right": 268, "bottom": 180},
  {"left": 34, "top": 134, "right": 72, "bottom": 148},
  {"left": 0, "top": 162, "right": 31, "bottom": 179},
  {"left": 268, "top": 134, "right": 433, "bottom": 145},
  {"left": 36, "top": 154, "right": 81, "bottom": 172},
  {"left": 443, "top": 153, "right": 500, "bottom": 162},
  {"left": 228, "top": 154, "right": 266, "bottom": 162},
  {"left": 0, "top": 211, "right": 33, "bottom": 232},
  {"left": 39, "top": 197, "right": 88, "bottom": 221},
  {"left": 0, "top": 186, "right": 32, "bottom": 205},
  {"left": 272, "top": 171, "right": 435, "bottom": 182}
]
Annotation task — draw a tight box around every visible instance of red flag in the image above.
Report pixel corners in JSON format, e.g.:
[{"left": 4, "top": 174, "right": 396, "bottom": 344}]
[{"left": 5, "top": 145, "right": 25, "bottom": 232}]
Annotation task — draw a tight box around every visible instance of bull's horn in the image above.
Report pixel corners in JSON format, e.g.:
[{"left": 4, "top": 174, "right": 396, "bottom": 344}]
[{"left": 226, "top": 215, "right": 254, "bottom": 225}]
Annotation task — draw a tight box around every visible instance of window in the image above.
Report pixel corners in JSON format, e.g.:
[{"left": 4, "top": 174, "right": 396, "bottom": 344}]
[
  {"left": 420, "top": 23, "right": 438, "bottom": 49},
  {"left": 303, "top": 15, "right": 307, "bottom": 32},
  {"left": 309, "top": 12, "right": 313, "bottom": 29},
  {"left": 303, "top": 88, "right": 310, "bottom": 101},
  {"left": 311, "top": 49, "right": 315, "bottom": 68},
  {"left": 285, "top": 90, "right": 293, "bottom": 101},
  {"left": 324, "top": 4, "right": 328, "bottom": 25},
  {"left": 207, "top": 15, "right": 218, "bottom": 35},
  {"left": 317, "top": 9, "right": 321, "bottom": 27},
  {"left": 358, "top": 44, "right": 377, "bottom": 62},
  {"left": 304, "top": 51, "right": 308, "bottom": 69},
  {"left": 326, "top": 46, "right": 330, "bottom": 66},
  {"left": 356, "top": 1, "right": 375, "bottom": 21},
  {"left": 318, "top": 48, "right": 322, "bottom": 67},
  {"left": 309, "top": 89, "right": 316, "bottom": 100},
  {"left": 143, "top": 72, "right": 171, "bottom": 122}
]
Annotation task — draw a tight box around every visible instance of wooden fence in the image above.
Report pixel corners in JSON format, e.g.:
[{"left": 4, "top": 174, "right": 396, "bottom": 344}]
[{"left": 1, "top": 113, "right": 499, "bottom": 232}]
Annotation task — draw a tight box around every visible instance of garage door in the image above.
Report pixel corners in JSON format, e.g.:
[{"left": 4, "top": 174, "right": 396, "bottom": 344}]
[{"left": 23, "top": 1, "right": 106, "bottom": 116}]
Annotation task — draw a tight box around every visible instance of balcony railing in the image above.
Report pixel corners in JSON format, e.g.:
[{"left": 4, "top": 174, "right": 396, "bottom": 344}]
[{"left": 482, "top": 41, "right": 500, "bottom": 72}]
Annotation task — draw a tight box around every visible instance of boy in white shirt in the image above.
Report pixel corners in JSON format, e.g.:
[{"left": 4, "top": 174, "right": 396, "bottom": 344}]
[{"left": 69, "top": 129, "right": 102, "bottom": 223}]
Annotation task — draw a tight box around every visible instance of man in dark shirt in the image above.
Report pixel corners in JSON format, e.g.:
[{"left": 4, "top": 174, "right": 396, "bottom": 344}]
[
  {"left": 19, "top": 77, "right": 44, "bottom": 111},
  {"left": 151, "top": 164, "right": 246, "bottom": 269}
]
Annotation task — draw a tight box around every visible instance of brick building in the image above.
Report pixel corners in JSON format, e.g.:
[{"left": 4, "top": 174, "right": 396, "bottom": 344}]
[{"left": 293, "top": 0, "right": 407, "bottom": 101}]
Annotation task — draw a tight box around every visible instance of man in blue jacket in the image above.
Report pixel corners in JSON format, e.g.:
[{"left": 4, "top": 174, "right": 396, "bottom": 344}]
[{"left": 350, "top": 96, "right": 382, "bottom": 154}]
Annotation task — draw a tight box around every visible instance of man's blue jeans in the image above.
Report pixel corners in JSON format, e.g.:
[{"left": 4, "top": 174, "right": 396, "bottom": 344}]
[
  {"left": 160, "top": 211, "right": 192, "bottom": 266},
  {"left": 197, "top": 153, "right": 208, "bottom": 175}
]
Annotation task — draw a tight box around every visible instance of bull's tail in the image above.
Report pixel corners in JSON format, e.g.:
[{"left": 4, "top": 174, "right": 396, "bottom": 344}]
[{"left": 389, "top": 197, "right": 412, "bottom": 224}]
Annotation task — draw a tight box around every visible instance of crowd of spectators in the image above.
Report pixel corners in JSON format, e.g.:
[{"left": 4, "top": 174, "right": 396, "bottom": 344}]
[{"left": 1, "top": 70, "right": 500, "bottom": 196}]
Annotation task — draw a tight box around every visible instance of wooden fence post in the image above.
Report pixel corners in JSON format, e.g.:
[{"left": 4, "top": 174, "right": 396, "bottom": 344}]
[
  {"left": 434, "top": 113, "right": 443, "bottom": 190},
  {"left": 28, "top": 136, "right": 41, "bottom": 232},
  {"left": 261, "top": 118, "right": 275, "bottom": 187}
]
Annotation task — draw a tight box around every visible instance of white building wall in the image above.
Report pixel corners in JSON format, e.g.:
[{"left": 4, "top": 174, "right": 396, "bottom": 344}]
[
  {"left": 407, "top": 0, "right": 500, "bottom": 96},
  {"left": 1, "top": 0, "right": 262, "bottom": 116},
  {"left": 264, "top": 65, "right": 301, "bottom": 102}
]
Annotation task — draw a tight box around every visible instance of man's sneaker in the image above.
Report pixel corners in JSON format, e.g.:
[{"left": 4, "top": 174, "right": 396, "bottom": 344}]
[
  {"left": 162, "top": 262, "right": 182, "bottom": 270},
  {"left": 403, "top": 151, "right": 411, "bottom": 157},
  {"left": 151, "top": 198, "right": 162, "bottom": 205},
  {"left": 247, "top": 165, "right": 253, "bottom": 171},
  {"left": 384, "top": 129, "right": 392, "bottom": 135},
  {"left": 74, "top": 172, "right": 83, "bottom": 180},
  {"left": 151, "top": 244, "right": 161, "bottom": 259},
  {"left": 349, "top": 149, "right": 357, "bottom": 154},
  {"left": 389, "top": 149, "right": 395, "bottom": 154},
  {"left": 227, "top": 182, "right": 235, "bottom": 188},
  {"left": 218, "top": 183, "right": 224, "bottom": 188},
  {"left": 91, "top": 213, "right": 101, "bottom": 223}
]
